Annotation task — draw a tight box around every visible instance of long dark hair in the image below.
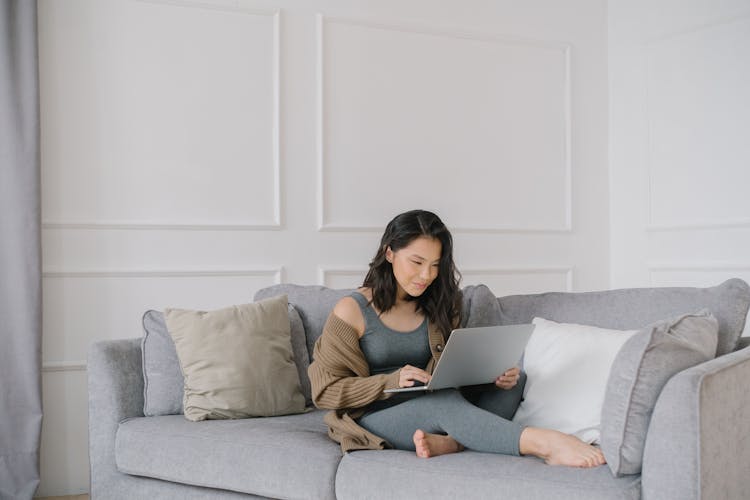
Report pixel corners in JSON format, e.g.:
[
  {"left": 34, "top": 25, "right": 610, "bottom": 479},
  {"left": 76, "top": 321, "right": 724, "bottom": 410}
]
[{"left": 362, "top": 210, "right": 462, "bottom": 337}]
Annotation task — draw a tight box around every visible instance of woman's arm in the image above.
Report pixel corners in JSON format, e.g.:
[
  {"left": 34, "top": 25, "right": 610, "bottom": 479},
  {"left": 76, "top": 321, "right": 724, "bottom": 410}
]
[{"left": 308, "top": 313, "right": 401, "bottom": 410}]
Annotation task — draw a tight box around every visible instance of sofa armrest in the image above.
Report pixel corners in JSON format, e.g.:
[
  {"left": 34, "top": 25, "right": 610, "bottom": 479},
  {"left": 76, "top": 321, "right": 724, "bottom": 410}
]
[
  {"left": 88, "top": 338, "right": 145, "bottom": 495},
  {"left": 641, "top": 346, "right": 750, "bottom": 500}
]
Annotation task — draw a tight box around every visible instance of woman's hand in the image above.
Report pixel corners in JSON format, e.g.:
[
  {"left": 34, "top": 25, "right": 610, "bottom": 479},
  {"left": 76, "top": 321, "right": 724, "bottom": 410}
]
[
  {"left": 495, "top": 366, "right": 521, "bottom": 390},
  {"left": 399, "top": 364, "right": 431, "bottom": 388}
]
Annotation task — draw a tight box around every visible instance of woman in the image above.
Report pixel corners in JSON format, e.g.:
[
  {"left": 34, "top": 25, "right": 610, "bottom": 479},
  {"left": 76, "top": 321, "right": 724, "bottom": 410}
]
[{"left": 308, "top": 210, "right": 604, "bottom": 467}]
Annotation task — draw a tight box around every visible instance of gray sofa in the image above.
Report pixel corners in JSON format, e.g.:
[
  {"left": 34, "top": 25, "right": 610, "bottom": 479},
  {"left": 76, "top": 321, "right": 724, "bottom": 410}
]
[{"left": 88, "top": 279, "right": 750, "bottom": 500}]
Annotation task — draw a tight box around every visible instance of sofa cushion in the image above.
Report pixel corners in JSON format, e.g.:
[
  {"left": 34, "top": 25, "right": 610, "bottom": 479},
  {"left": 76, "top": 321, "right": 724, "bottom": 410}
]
[
  {"left": 164, "top": 295, "right": 306, "bottom": 420},
  {"left": 512, "top": 318, "right": 638, "bottom": 443},
  {"left": 142, "top": 309, "right": 183, "bottom": 416},
  {"left": 115, "top": 411, "right": 340, "bottom": 500},
  {"left": 287, "top": 304, "right": 313, "bottom": 405},
  {"left": 495, "top": 278, "right": 750, "bottom": 355},
  {"left": 335, "top": 449, "right": 641, "bottom": 500},
  {"left": 142, "top": 303, "right": 310, "bottom": 415},
  {"left": 600, "top": 310, "right": 718, "bottom": 476}
]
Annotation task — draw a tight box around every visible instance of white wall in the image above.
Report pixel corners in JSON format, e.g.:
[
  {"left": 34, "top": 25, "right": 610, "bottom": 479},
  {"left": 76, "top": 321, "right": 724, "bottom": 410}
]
[
  {"left": 37, "top": 0, "right": 608, "bottom": 495},
  {"left": 609, "top": 0, "right": 750, "bottom": 289}
]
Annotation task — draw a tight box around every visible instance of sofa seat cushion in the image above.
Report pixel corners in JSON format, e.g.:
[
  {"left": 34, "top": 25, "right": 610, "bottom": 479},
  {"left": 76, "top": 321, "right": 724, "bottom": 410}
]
[
  {"left": 335, "top": 450, "right": 641, "bottom": 500},
  {"left": 115, "top": 410, "right": 341, "bottom": 500}
]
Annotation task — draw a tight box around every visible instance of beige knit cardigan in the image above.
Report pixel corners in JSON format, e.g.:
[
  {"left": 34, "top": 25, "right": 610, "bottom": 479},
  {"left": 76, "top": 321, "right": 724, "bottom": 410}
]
[{"left": 308, "top": 313, "right": 447, "bottom": 452}]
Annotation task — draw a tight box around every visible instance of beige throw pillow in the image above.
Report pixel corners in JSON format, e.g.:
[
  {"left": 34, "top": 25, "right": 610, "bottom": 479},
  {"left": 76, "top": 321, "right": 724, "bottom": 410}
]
[{"left": 164, "top": 294, "right": 306, "bottom": 421}]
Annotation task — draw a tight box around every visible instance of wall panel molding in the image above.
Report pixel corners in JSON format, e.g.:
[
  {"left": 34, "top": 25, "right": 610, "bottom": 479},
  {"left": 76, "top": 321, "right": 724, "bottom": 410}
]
[
  {"left": 647, "top": 219, "right": 750, "bottom": 232},
  {"left": 42, "top": 268, "right": 283, "bottom": 280},
  {"left": 648, "top": 263, "right": 750, "bottom": 286},
  {"left": 41, "top": 221, "right": 284, "bottom": 231},
  {"left": 318, "top": 266, "right": 368, "bottom": 287},
  {"left": 134, "top": 0, "right": 277, "bottom": 16},
  {"left": 315, "top": 14, "right": 572, "bottom": 233},
  {"left": 42, "top": 267, "right": 283, "bottom": 367},
  {"left": 645, "top": 12, "right": 750, "bottom": 232},
  {"left": 41, "top": 3, "right": 282, "bottom": 230},
  {"left": 461, "top": 267, "right": 574, "bottom": 292},
  {"left": 43, "top": 361, "right": 87, "bottom": 373},
  {"left": 649, "top": 263, "right": 750, "bottom": 271},
  {"left": 461, "top": 266, "right": 574, "bottom": 296}
]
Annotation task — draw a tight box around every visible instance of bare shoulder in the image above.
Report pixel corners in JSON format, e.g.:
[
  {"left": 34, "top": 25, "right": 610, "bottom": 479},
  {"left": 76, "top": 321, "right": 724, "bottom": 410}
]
[{"left": 332, "top": 296, "right": 365, "bottom": 337}]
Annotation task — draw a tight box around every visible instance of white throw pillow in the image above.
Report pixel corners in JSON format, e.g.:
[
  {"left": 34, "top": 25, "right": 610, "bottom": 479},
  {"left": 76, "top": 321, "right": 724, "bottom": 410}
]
[{"left": 512, "top": 317, "right": 638, "bottom": 443}]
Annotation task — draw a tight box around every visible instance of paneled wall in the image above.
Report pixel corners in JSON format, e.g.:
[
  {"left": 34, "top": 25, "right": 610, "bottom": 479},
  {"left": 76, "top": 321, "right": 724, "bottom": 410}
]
[
  {"left": 609, "top": 0, "right": 750, "bottom": 290},
  {"left": 37, "top": 0, "right": 607, "bottom": 495}
]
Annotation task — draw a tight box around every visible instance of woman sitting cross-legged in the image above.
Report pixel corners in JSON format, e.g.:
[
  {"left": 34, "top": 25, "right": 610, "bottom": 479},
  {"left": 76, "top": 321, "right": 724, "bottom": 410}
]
[{"left": 308, "top": 209, "right": 605, "bottom": 467}]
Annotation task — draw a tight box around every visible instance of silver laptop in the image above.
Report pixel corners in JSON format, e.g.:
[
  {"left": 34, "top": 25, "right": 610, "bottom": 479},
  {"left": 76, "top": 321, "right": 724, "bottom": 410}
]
[{"left": 384, "top": 324, "right": 535, "bottom": 393}]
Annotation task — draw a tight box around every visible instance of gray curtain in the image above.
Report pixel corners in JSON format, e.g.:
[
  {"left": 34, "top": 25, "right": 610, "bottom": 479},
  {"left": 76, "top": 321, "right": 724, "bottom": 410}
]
[{"left": 0, "top": 1, "right": 42, "bottom": 499}]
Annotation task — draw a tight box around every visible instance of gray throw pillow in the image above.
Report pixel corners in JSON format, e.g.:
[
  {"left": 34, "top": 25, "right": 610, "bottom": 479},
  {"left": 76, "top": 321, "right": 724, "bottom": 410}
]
[
  {"left": 142, "top": 309, "right": 183, "bottom": 416},
  {"left": 142, "top": 303, "right": 310, "bottom": 416},
  {"left": 287, "top": 305, "right": 312, "bottom": 406},
  {"left": 600, "top": 310, "right": 719, "bottom": 476},
  {"left": 165, "top": 295, "right": 306, "bottom": 421}
]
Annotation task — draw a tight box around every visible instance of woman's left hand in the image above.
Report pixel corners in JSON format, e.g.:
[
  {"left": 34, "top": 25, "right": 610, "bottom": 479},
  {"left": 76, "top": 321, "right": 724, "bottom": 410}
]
[{"left": 495, "top": 366, "right": 521, "bottom": 390}]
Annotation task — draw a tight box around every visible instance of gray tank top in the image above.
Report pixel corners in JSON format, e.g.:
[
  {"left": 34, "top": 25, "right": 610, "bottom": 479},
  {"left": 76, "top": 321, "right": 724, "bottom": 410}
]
[{"left": 351, "top": 292, "right": 431, "bottom": 375}]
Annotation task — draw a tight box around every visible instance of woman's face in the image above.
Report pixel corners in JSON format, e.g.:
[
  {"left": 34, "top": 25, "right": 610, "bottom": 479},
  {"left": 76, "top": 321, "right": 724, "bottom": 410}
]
[{"left": 386, "top": 236, "right": 442, "bottom": 299}]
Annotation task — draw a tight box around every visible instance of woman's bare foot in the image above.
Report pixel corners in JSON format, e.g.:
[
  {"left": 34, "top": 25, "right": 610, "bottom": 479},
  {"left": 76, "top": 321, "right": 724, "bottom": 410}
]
[
  {"left": 413, "top": 429, "right": 464, "bottom": 458},
  {"left": 519, "top": 428, "right": 606, "bottom": 468}
]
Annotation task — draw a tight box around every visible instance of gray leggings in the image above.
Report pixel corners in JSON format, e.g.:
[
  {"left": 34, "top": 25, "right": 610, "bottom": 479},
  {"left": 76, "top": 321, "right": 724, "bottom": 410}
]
[{"left": 358, "top": 372, "right": 526, "bottom": 455}]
